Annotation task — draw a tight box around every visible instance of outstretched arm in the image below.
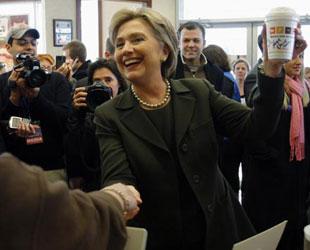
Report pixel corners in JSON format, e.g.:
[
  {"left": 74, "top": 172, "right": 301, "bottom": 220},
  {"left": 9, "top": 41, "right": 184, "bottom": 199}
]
[{"left": 0, "top": 153, "right": 141, "bottom": 250}]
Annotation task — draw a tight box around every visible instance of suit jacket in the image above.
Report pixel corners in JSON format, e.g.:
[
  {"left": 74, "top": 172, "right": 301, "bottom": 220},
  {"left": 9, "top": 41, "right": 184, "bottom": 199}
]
[
  {"left": 0, "top": 153, "right": 126, "bottom": 250},
  {"left": 94, "top": 75, "right": 284, "bottom": 250},
  {"left": 244, "top": 58, "right": 263, "bottom": 105}
]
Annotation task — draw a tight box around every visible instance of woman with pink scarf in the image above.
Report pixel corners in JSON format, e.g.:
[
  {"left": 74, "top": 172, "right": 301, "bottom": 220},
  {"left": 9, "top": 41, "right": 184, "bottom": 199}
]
[{"left": 243, "top": 52, "right": 310, "bottom": 250}]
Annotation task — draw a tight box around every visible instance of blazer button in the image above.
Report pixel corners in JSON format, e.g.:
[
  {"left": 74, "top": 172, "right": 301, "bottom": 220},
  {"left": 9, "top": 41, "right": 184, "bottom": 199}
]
[
  {"left": 181, "top": 143, "right": 188, "bottom": 152},
  {"left": 189, "top": 130, "right": 195, "bottom": 138},
  {"left": 193, "top": 174, "right": 200, "bottom": 184},
  {"left": 207, "top": 204, "right": 214, "bottom": 213}
]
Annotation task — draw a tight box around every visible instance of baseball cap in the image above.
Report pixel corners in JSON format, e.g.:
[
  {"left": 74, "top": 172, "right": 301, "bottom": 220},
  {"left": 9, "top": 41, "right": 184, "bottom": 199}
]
[{"left": 5, "top": 27, "right": 40, "bottom": 44}]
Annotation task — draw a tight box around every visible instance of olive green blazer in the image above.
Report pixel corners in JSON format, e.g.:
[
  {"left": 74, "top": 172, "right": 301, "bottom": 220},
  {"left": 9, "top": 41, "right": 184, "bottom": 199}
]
[{"left": 94, "top": 75, "right": 284, "bottom": 250}]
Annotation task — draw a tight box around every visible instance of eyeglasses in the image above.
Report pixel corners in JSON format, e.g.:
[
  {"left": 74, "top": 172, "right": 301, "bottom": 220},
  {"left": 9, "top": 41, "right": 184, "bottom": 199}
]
[{"left": 14, "top": 38, "right": 38, "bottom": 47}]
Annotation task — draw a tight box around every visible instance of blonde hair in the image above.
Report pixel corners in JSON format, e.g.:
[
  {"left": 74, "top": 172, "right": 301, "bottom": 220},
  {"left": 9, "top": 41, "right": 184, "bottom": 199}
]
[
  {"left": 109, "top": 8, "right": 178, "bottom": 78},
  {"left": 232, "top": 58, "right": 250, "bottom": 72},
  {"left": 37, "top": 53, "right": 55, "bottom": 66}
]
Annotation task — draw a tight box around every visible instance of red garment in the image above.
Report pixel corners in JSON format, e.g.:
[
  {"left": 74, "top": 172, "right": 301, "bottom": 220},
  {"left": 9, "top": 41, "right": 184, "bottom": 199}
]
[{"left": 286, "top": 75, "right": 305, "bottom": 161}]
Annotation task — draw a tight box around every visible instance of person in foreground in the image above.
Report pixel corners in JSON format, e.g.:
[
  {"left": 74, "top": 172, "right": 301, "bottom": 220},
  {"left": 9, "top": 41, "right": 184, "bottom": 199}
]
[
  {"left": 94, "top": 8, "right": 307, "bottom": 250},
  {"left": 0, "top": 153, "right": 141, "bottom": 250}
]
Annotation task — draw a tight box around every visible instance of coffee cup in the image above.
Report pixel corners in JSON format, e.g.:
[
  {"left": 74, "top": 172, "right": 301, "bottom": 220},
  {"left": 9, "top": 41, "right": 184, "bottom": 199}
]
[
  {"left": 304, "top": 225, "right": 310, "bottom": 250},
  {"left": 265, "top": 7, "right": 299, "bottom": 61}
]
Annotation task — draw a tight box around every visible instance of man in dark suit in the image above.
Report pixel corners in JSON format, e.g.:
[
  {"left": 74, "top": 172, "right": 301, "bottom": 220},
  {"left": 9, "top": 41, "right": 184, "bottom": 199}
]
[{"left": 244, "top": 34, "right": 263, "bottom": 105}]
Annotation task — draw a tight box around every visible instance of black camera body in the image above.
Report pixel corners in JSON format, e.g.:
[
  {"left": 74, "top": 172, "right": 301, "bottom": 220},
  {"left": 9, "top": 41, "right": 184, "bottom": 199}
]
[
  {"left": 85, "top": 81, "right": 113, "bottom": 112},
  {"left": 14, "top": 53, "right": 50, "bottom": 88}
]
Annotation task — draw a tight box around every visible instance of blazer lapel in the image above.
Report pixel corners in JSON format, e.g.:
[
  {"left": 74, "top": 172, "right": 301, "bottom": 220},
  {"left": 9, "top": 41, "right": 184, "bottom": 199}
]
[
  {"left": 171, "top": 80, "right": 196, "bottom": 145},
  {"left": 116, "top": 90, "right": 169, "bottom": 152}
]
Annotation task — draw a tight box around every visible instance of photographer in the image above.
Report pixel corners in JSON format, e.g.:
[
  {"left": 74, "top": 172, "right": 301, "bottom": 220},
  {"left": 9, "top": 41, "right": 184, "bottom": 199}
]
[
  {"left": 0, "top": 27, "right": 71, "bottom": 181},
  {"left": 65, "top": 58, "right": 127, "bottom": 191}
]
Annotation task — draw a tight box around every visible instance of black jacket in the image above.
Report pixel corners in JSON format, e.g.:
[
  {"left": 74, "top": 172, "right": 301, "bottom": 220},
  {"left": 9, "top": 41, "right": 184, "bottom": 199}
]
[
  {"left": 243, "top": 81, "right": 310, "bottom": 250},
  {"left": 94, "top": 74, "right": 284, "bottom": 250},
  {"left": 64, "top": 80, "right": 101, "bottom": 191},
  {"left": 244, "top": 58, "right": 263, "bottom": 105},
  {"left": 0, "top": 71, "right": 71, "bottom": 170},
  {"left": 72, "top": 60, "right": 91, "bottom": 81}
]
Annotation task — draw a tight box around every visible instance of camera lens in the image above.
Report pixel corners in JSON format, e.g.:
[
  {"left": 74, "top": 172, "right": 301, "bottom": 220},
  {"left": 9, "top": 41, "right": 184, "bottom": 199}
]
[
  {"left": 86, "top": 84, "right": 112, "bottom": 112},
  {"left": 27, "top": 69, "right": 48, "bottom": 88}
]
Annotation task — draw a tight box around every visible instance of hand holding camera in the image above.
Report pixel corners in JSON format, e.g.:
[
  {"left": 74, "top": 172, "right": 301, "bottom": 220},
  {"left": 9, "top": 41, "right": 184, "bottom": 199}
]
[
  {"left": 73, "top": 81, "right": 113, "bottom": 112},
  {"left": 9, "top": 53, "right": 50, "bottom": 102},
  {"left": 72, "top": 87, "right": 88, "bottom": 109},
  {"left": 8, "top": 70, "right": 40, "bottom": 100}
]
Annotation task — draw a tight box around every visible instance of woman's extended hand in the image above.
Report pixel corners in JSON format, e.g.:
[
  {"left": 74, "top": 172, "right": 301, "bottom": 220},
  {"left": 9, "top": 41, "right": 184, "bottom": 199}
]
[{"left": 102, "top": 183, "right": 142, "bottom": 221}]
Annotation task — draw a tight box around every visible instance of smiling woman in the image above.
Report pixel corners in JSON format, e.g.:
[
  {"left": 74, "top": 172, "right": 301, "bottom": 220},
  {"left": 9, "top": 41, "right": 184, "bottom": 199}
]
[
  {"left": 94, "top": 7, "right": 306, "bottom": 250},
  {"left": 113, "top": 19, "right": 169, "bottom": 88}
]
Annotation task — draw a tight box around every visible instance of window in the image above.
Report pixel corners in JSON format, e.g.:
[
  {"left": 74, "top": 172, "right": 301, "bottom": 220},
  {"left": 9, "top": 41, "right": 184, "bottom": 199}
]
[
  {"left": 81, "top": 0, "right": 99, "bottom": 61},
  {"left": 81, "top": 0, "right": 148, "bottom": 61},
  {"left": 180, "top": 0, "right": 310, "bottom": 20},
  {"left": 205, "top": 27, "right": 248, "bottom": 60},
  {"left": 302, "top": 24, "right": 310, "bottom": 67},
  {"left": 179, "top": 0, "right": 310, "bottom": 67},
  {"left": 0, "top": 1, "right": 43, "bottom": 51}
]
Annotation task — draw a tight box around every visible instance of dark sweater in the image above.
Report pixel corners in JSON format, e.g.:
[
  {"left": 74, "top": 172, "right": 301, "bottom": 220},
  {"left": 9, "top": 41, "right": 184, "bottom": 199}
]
[{"left": 72, "top": 60, "right": 91, "bottom": 81}]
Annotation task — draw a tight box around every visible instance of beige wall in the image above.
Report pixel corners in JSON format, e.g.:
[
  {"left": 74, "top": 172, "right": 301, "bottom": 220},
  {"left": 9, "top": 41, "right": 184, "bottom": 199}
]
[
  {"left": 43, "top": 0, "right": 76, "bottom": 56},
  {"left": 153, "top": 0, "right": 176, "bottom": 28},
  {"left": 43, "top": 0, "right": 177, "bottom": 57},
  {"left": 101, "top": 0, "right": 177, "bottom": 53}
]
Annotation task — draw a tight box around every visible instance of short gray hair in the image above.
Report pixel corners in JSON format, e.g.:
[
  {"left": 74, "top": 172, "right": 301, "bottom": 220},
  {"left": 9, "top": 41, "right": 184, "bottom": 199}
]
[{"left": 109, "top": 8, "right": 178, "bottom": 79}]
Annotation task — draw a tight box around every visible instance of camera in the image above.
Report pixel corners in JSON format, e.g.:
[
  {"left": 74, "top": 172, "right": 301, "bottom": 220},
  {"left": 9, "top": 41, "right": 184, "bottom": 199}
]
[
  {"left": 55, "top": 55, "right": 66, "bottom": 69},
  {"left": 14, "top": 53, "right": 50, "bottom": 88},
  {"left": 85, "top": 81, "right": 113, "bottom": 112}
]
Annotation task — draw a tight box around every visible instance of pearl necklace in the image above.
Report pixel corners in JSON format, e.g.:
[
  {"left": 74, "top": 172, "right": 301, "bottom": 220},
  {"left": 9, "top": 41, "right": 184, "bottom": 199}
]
[{"left": 131, "top": 80, "right": 171, "bottom": 109}]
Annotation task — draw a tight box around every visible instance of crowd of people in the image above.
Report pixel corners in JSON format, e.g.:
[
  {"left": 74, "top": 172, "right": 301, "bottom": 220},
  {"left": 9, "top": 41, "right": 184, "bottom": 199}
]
[{"left": 0, "top": 6, "right": 309, "bottom": 250}]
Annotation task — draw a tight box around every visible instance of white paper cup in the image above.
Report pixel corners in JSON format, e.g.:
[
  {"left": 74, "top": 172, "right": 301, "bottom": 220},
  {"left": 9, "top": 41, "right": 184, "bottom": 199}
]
[
  {"left": 265, "top": 7, "right": 299, "bottom": 61},
  {"left": 304, "top": 225, "right": 310, "bottom": 250}
]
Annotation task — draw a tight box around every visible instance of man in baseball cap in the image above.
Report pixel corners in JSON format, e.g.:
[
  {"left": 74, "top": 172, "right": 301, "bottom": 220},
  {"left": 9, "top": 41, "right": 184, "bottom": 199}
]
[
  {"left": 5, "top": 27, "right": 40, "bottom": 44},
  {"left": 5, "top": 26, "right": 40, "bottom": 65},
  {"left": 0, "top": 26, "right": 72, "bottom": 181}
]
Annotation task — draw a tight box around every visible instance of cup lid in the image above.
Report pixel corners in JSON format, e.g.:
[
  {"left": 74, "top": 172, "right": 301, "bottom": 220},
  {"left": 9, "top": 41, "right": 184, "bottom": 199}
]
[
  {"left": 265, "top": 6, "right": 299, "bottom": 21},
  {"left": 304, "top": 225, "right": 310, "bottom": 241}
]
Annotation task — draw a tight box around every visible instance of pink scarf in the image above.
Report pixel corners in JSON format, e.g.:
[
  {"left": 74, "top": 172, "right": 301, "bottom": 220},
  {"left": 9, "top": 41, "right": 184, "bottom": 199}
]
[{"left": 286, "top": 75, "right": 305, "bottom": 161}]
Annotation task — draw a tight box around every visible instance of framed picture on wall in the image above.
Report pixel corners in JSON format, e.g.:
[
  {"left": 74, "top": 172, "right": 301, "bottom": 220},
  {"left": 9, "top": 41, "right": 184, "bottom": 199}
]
[{"left": 53, "top": 19, "right": 72, "bottom": 47}]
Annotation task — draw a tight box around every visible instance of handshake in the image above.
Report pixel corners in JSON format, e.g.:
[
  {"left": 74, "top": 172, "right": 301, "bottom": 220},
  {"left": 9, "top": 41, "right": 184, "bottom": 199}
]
[{"left": 102, "top": 183, "right": 142, "bottom": 220}]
